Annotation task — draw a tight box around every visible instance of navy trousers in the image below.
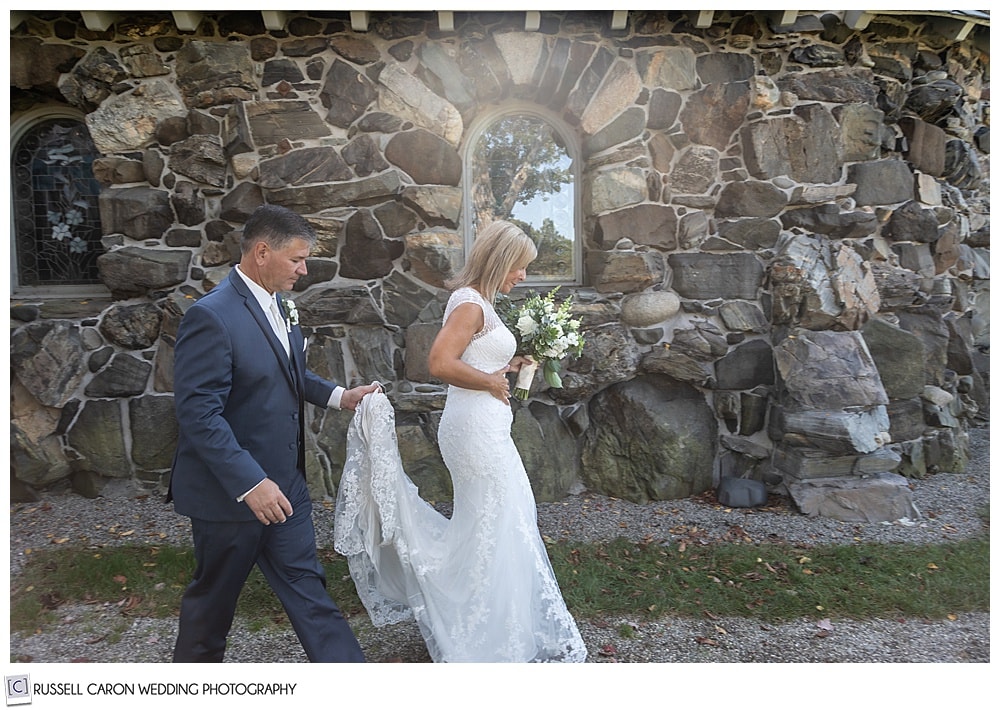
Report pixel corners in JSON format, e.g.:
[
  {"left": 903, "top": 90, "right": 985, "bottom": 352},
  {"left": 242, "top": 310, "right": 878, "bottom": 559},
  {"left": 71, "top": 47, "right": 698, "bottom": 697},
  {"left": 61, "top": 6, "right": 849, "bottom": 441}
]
[{"left": 173, "top": 489, "right": 364, "bottom": 663}]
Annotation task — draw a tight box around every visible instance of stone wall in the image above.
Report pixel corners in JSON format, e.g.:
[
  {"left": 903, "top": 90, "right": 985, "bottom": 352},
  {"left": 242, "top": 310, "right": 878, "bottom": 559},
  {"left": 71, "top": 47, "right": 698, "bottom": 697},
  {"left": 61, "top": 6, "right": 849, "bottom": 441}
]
[{"left": 10, "top": 10, "right": 990, "bottom": 521}]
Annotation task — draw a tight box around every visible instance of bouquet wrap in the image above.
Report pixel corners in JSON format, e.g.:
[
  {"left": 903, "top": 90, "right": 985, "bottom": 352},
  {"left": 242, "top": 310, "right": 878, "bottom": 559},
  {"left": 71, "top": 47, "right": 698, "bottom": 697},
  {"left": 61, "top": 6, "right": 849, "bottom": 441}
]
[{"left": 513, "top": 359, "right": 538, "bottom": 400}]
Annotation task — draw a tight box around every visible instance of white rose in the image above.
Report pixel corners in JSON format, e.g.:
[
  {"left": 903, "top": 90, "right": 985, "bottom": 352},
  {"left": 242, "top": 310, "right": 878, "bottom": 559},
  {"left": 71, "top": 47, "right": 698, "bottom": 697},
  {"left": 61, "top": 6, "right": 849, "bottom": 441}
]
[{"left": 517, "top": 314, "right": 538, "bottom": 336}]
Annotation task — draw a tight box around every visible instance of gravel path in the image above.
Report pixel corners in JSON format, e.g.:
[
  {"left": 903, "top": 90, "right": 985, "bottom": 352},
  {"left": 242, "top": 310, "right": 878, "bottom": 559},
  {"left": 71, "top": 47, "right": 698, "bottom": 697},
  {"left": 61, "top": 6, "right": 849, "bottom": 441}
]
[{"left": 8, "top": 425, "right": 989, "bottom": 664}]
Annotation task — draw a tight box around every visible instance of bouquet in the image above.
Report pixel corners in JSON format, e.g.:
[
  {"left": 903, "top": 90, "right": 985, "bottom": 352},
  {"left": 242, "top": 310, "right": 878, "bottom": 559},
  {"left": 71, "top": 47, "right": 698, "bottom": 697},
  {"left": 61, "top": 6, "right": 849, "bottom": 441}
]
[{"left": 496, "top": 287, "right": 584, "bottom": 399}]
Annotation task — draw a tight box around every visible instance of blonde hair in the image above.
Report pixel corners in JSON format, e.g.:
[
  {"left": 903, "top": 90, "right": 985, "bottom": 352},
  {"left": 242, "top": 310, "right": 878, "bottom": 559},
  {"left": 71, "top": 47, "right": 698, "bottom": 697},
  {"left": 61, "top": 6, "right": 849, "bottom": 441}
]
[{"left": 446, "top": 220, "right": 537, "bottom": 302}]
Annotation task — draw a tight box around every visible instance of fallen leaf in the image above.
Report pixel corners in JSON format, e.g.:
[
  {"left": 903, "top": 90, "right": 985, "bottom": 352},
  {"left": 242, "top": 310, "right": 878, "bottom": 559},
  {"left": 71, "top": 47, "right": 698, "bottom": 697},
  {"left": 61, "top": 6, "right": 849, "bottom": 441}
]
[
  {"left": 123, "top": 595, "right": 142, "bottom": 612},
  {"left": 113, "top": 575, "right": 127, "bottom": 584},
  {"left": 816, "top": 618, "right": 834, "bottom": 631},
  {"left": 695, "top": 637, "right": 719, "bottom": 646},
  {"left": 926, "top": 563, "right": 939, "bottom": 570},
  {"left": 599, "top": 644, "right": 616, "bottom": 656}
]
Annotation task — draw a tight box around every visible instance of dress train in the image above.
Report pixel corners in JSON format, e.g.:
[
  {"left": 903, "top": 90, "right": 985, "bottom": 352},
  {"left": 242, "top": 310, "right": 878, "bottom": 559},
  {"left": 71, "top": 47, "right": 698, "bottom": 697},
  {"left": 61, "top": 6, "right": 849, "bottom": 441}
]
[{"left": 333, "top": 390, "right": 586, "bottom": 663}]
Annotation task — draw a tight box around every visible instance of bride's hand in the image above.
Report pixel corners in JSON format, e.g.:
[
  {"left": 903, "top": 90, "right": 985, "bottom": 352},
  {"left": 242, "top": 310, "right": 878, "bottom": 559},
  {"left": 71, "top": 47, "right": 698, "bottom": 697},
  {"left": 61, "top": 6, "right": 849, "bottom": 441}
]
[
  {"left": 488, "top": 366, "right": 512, "bottom": 403},
  {"left": 508, "top": 355, "right": 533, "bottom": 372}
]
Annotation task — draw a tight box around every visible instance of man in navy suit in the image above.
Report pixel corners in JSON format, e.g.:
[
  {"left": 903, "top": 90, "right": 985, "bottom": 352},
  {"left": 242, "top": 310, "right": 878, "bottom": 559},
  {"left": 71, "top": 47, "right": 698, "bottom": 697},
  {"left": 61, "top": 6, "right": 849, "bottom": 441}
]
[{"left": 169, "top": 204, "right": 379, "bottom": 662}]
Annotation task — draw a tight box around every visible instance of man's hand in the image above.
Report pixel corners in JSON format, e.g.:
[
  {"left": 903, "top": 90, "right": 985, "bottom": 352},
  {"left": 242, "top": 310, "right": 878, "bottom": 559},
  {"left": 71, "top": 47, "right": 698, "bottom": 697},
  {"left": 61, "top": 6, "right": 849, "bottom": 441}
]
[
  {"left": 340, "top": 382, "right": 382, "bottom": 411},
  {"left": 243, "top": 478, "right": 293, "bottom": 525}
]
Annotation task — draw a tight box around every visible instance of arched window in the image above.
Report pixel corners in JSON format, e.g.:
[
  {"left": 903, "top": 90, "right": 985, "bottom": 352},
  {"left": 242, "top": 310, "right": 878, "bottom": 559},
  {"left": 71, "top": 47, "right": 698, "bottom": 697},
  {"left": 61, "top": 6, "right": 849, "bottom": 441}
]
[
  {"left": 10, "top": 110, "right": 105, "bottom": 295},
  {"left": 464, "top": 107, "right": 581, "bottom": 285}
]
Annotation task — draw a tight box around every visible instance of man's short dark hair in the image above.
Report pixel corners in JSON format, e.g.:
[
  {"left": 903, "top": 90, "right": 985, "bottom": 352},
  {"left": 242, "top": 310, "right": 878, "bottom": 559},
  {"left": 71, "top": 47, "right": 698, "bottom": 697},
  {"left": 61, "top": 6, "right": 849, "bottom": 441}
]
[{"left": 241, "top": 204, "right": 317, "bottom": 253}]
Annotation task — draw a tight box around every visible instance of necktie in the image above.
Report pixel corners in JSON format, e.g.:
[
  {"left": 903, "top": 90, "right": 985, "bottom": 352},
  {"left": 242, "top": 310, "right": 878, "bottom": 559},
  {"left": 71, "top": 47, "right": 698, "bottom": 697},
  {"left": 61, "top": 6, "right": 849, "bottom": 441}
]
[{"left": 269, "top": 298, "right": 290, "bottom": 357}]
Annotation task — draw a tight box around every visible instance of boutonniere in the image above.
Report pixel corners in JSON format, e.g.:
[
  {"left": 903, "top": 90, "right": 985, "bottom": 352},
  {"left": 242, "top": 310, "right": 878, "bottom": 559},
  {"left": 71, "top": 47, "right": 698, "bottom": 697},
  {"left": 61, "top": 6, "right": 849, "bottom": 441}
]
[{"left": 282, "top": 298, "right": 299, "bottom": 331}]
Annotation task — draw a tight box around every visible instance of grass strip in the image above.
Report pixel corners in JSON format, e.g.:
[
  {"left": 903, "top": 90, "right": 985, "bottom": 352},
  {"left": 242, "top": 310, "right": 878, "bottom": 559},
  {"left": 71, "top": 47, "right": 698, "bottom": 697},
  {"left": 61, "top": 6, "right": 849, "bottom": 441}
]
[
  {"left": 9, "top": 537, "right": 988, "bottom": 635},
  {"left": 548, "top": 536, "right": 989, "bottom": 622}
]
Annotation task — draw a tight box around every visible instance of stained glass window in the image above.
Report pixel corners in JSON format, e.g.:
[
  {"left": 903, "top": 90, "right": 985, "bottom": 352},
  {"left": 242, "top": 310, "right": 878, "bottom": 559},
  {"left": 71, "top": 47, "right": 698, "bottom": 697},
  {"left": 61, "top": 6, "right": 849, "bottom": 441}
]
[{"left": 12, "top": 119, "right": 104, "bottom": 286}]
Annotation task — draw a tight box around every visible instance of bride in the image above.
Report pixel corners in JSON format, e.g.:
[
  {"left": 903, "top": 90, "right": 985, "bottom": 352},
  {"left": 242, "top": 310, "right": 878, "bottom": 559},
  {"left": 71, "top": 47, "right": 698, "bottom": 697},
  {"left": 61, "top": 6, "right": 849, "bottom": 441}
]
[{"left": 333, "top": 220, "right": 587, "bottom": 663}]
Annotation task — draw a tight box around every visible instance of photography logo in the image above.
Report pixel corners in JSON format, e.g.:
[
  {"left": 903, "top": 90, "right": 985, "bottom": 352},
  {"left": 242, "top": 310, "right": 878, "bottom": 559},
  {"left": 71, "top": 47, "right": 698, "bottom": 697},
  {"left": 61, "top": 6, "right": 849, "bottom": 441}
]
[{"left": 5, "top": 675, "right": 31, "bottom": 706}]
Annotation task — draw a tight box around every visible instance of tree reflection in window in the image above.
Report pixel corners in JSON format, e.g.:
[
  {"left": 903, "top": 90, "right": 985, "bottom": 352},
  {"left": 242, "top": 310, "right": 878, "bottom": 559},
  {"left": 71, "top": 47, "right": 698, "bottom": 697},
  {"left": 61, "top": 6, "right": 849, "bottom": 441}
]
[
  {"left": 470, "top": 114, "right": 577, "bottom": 282},
  {"left": 12, "top": 119, "right": 103, "bottom": 286}
]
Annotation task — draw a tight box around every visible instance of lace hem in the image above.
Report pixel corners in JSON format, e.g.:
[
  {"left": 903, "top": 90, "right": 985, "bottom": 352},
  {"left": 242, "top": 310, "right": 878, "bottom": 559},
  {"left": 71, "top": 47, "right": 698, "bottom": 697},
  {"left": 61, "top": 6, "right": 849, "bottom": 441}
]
[{"left": 333, "top": 391, "right": 427, "bottom": 627}]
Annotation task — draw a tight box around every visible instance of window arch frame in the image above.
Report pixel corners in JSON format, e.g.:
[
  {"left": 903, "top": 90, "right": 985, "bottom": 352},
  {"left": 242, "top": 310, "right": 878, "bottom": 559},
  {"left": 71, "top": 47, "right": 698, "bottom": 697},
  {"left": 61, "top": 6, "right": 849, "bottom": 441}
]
[
  {"left": 9, "top": 105, "right": 110, "bottom": 299},
  {"left": 461, "top": 103, "right": 583, "bottom": 288}
]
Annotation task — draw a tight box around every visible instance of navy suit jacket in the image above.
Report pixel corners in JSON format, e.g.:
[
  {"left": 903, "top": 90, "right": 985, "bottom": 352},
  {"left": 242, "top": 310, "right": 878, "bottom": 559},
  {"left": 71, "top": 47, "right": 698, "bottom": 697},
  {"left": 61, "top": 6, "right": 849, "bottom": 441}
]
[{"left": 169, "top": 269, "right": 335, "bottom": 522}]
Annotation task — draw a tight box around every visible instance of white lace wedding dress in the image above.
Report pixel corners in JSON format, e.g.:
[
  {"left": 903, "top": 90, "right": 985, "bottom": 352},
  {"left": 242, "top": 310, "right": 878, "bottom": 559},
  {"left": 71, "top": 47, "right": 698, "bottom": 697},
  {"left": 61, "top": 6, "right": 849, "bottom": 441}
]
[{"left": 333, "top": 287, "right": 587, "bottom": 663}]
